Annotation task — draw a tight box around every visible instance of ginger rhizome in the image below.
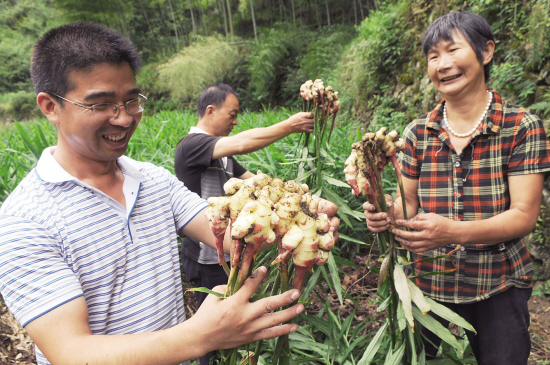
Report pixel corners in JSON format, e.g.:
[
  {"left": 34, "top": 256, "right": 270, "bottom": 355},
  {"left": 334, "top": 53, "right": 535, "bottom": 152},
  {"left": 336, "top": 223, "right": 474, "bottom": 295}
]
[
  {"left": 344, "top": 127, "right": 405, "bottom": 211},
  {"left": 205, "top": 171, "right": 335, "bottom": 294}
]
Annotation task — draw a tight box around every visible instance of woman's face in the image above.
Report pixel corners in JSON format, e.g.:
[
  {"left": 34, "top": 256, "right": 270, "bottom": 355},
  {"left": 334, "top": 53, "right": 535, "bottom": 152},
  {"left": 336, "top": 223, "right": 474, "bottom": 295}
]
[{"left": 426, "top": 30, "right": 493, "bottom": 98}]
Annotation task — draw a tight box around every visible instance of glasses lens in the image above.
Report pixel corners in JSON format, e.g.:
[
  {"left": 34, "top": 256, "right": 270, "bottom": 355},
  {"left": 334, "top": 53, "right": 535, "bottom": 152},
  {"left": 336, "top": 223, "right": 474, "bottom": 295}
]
[
  {"left": 92, "top": 103, "right": 118, "bottom": 117},
  {"left": 125, "top": 99, "right": 142, "bottom": 114}
]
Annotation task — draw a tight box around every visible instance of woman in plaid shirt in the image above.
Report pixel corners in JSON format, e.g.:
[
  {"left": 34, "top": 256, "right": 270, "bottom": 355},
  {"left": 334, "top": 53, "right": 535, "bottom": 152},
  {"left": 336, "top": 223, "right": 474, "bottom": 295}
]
[{"left": 365, "top": 11, "right": 550, "bottom": 364}]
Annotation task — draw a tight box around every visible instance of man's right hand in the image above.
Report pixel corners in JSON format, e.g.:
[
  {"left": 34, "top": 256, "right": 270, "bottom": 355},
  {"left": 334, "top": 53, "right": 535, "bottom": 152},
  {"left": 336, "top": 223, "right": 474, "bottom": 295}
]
[
  {"left": 189, "top": 266, "right": 303, "bottom": 354},
  {"left": 286, "top": 112, "right": 314, "bottom": 134},
  {"left": 363, "top": 194, "right": 394, "bottom": 233}
]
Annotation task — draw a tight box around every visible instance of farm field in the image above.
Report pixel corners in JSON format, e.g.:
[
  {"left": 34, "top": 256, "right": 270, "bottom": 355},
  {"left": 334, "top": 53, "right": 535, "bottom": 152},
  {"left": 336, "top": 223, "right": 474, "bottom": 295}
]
[{"left": 1, "top": 110, "right": 550, "bottom": 364}]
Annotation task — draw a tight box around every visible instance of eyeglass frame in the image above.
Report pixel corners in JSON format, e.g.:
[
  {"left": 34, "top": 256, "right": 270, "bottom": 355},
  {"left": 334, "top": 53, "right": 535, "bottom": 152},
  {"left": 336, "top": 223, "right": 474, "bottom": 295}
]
[{"left": 49, "top": 92, "right": 147, "bottom": 118}]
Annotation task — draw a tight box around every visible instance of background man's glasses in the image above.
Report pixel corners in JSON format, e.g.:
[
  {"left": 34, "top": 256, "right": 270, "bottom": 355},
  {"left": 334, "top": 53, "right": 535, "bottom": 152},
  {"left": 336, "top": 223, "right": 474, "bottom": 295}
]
[{"left": 50, "top": 93, "right": 147, "bottom": 118}]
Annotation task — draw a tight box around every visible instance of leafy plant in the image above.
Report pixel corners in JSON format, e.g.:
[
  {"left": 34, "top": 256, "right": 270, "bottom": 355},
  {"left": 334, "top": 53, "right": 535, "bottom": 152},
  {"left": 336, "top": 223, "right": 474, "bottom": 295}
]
[{"left": 156, "top": 35, "right": 244, "bottom": 109}]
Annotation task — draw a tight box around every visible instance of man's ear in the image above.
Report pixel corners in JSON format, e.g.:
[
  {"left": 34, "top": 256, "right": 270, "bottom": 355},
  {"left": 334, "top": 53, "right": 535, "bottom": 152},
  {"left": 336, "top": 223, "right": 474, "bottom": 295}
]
[
  {"left": 205, "top": 104, "right": 216, "bottom": 118},
  {"left": 36, "top": 92, "right": 61, "bottom": 125},
  {"left": 483, "top": 40, "right": 495, "bottom": 65}
]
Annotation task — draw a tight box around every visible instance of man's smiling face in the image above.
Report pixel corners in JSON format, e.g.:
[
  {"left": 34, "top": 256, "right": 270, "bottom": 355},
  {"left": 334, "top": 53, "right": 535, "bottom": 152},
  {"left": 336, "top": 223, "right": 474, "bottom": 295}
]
[{"left": 53, "top": 62, "right": 142, "bottom": 164}]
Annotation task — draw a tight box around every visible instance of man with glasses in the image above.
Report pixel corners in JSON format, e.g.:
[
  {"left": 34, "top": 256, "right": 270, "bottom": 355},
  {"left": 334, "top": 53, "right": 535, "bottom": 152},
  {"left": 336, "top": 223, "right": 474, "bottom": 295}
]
[{"left": 0, "top": 23, "right": 339, "bottom": 365}]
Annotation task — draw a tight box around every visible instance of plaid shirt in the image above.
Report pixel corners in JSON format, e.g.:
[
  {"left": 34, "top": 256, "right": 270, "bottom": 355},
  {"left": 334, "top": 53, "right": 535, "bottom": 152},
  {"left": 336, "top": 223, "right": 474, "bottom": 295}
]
[{"left": 399, "top": 90, "right": 550, "bottom": 304}]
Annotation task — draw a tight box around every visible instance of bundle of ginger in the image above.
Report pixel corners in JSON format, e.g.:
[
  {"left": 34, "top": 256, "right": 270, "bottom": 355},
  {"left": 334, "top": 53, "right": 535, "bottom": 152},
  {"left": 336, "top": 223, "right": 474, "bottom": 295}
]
[
  {"left": 205, "top": 171, "right": 334, "bottom": 293},
  {"left": 344, "top": 127, "right": 405, "bottom": 209}
]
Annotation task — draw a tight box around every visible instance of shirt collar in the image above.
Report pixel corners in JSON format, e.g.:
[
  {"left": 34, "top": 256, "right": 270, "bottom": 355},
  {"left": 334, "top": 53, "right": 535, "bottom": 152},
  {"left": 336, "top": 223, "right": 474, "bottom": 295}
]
[
  {"left": 427, "top": 89, "right": 501, "bottom": 136},
  {"left": 189, "top": 126, "right": 209, "bottom": 135},
  {"left": 36, "top": 147, "right": 144, "bottom": 184}
]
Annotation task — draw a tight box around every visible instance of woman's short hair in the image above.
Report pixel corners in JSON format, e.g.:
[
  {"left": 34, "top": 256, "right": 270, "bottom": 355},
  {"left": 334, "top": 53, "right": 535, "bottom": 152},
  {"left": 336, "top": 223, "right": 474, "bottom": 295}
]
[
  {"left": 422, "top": 11, "right": 494, "bottom": 81},
  {"left": 31, "top": 22, "right": 141, "bottom": 101}
]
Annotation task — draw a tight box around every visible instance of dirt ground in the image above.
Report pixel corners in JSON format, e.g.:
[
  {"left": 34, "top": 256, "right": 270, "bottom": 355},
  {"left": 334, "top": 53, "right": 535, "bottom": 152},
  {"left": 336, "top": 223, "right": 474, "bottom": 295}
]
[{"left": 1, "top": 255, "right": 549, "bottom": 364}]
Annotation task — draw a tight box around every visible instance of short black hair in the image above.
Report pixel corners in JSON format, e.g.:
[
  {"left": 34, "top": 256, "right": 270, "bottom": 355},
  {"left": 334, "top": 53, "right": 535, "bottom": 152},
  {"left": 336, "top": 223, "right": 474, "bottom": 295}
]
[
  {"left": 422, "top": 11, "right": 494, "bottom": 81},
  {"left": 30, "top": 22, "right": 141, "bottom": 102},
  {"left": 197, "top": 83, "right": 238, "bottom": 118}
]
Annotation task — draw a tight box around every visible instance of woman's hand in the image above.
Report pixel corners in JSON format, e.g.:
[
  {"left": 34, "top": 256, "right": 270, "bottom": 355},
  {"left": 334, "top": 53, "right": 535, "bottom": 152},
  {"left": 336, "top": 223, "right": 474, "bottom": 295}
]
[
  {"left": 363, "top": 194, "right": 394, "bottom": 233},
  {"left": 392, "top": 213, "right": 457, "bottom": 253}
]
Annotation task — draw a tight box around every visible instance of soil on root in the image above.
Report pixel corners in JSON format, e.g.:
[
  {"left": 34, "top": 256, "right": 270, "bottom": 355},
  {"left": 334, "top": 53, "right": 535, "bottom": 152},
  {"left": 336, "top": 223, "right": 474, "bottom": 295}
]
[{"left": 1, "top": 255, "right": 549, "bottom": 364}]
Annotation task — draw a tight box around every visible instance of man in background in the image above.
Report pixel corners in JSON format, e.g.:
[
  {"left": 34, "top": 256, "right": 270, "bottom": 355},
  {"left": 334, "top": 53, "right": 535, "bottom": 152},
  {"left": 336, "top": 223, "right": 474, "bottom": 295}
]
[
  {"left": 0, "top": 23, "right": 337, "bottom": 365},
  {"left": 174, "top": 83, "right": 313, "bottom": 364}
]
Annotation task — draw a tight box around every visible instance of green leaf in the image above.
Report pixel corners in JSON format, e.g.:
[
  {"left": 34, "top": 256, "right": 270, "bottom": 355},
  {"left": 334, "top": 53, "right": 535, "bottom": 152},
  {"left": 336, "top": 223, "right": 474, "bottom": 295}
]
[
  {"left": 327, "top": 252, "right": 343, "bottom": 305},
  {"left": 412, "top": 307, "right": 464, "bottom": 354},
  {"left": 424, "top": 297, "right": 476, "bottom": 334},
  {"left": 357, "top": 321, "right": 388, "bottom": 365},
  {"left": 300, "top": 267, "right": 322, "bottom": 301},
  {"left": 407, "top": 278, "right": 431, "bottom": 315},
  {"left": 338, "top": 233, "right": 370, "bottom": 246},
  {"left": 186, "top": 287, "right": 226, "bottom": 299},
  {"left": 393, "top": 263, "right": 414, "bottom": 329},
  {"left": 384, "top": 341, "right": 405, "bottom": 365},
  {"left": 323, "top": 175, "right": 351, "bottom": 188},
  {"left": 396, "top": 299, "right": 407, "bottom": 331}
]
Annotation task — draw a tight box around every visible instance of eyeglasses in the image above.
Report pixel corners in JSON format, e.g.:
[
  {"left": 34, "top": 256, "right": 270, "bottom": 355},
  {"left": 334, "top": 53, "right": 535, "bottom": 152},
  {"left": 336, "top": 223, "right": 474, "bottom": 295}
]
[{"left": 50, "top": 93, "right": 147, "bottom": 118}]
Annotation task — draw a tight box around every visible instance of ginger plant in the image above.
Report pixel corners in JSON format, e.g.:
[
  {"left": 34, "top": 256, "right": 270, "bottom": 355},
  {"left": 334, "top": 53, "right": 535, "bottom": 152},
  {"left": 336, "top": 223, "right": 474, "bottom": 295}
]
[
  {"left": 297, "top": 78, "right": 340, "bottom": 191},
  {"left": 345, "top": 128, "right": 474, "bottom": 365},
  {"left": 204, "top": 171, "right": 335, "bottom": 365}
]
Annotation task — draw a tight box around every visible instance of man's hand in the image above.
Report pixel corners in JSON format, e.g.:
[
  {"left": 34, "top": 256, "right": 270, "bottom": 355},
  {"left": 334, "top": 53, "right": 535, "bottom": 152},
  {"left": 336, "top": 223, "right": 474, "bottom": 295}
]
[
  {"left": 392, "top": 213, "right": 455, "bottom": 253},
  {"left": 286, "top": 112, "right": 314, "bottom": 134},
  {"left": 363, "top": 194, "right": 394, "bottom": 233},
  {"left": 189, "top": 266, "right": 303, "bottom": 353}
]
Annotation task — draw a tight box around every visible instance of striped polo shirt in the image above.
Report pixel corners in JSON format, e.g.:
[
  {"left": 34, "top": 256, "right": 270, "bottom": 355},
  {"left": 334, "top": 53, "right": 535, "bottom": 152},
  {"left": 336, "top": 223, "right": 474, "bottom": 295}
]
[
  {"left": 399, "top": 90, "right": 550, "bottom": 304},
  {"left": 0, "top": 147, "right": 208, "bottom": 364}
]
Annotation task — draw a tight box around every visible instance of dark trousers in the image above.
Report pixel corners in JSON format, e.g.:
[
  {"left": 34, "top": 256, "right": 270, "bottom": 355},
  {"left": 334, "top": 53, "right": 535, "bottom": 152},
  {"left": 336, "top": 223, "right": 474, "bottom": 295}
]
[
  {"left": 181, "top": 255, "right": 229, "bottom": 365},
  {"left": 422, "top": 287, "right": 532, "bottom": 365}
]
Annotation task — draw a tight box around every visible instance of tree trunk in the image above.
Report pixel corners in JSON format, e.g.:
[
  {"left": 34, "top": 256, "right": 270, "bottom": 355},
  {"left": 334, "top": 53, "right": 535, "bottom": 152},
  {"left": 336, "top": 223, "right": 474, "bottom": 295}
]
[
  {"left": 359, "top": 0, "right": 364, "bottom": 21},
  {"left": 313, "top": 0, "right": 321, "bottom": 27},
  {"left": 168, "top": 0, "right": 179, "bottom": 51},
  {"left": 325, "top": 0, "right": 330, "bottom": 26},
  {"left": 197, "top": 0, "right": 208, "bottom": 36},
  {"left": 189, "top": 0, "right": 197, "bottom": 41},
  {"left": 226, "top": 0, "right": 234, "bottom": 41},
  {"left": 290, "top": 0, "right": 296, "bottom": 26},
  {"left": 353, "top": 0, "right": 358, "bottom": 25},
  {"left": 250, "top": 0, "right": 258, "bottom": 40},
  {"left": 221, "top": 0, "right": 229, "bottom": 39}
]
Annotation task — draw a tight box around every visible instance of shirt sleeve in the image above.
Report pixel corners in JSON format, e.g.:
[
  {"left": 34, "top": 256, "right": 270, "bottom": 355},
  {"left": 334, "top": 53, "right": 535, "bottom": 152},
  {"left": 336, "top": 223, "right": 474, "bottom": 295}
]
[
  {"left": 398, "top": 120, "right": 421, "bottom": 180},
  {"left": 163, "top": 165, "right": 210, "bottom": 232},
  {"left": 231, "top": 157, "right": 248, "bottom": 178},
  {"left": 0, "top": 216, "right": 84, "bottom": 327},
  {"left": 179, "top": 134, "right": 221, "bottom": 168},
  {"left": 508, "top": 110, "right": 550, "bottom": 176}
]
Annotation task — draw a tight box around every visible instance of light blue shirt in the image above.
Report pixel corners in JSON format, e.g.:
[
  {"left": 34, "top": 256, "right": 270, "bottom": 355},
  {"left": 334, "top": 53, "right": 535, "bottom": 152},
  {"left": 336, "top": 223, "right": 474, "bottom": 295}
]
[{"left": 0, "top": 147, "right": 208, "bottom": 365}]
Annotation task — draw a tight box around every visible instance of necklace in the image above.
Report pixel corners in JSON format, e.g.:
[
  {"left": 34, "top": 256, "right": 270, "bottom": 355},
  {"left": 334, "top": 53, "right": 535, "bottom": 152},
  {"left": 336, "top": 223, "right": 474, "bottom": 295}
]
[{"left": 443, "top": 90, "right": 493, "bottom": 138}]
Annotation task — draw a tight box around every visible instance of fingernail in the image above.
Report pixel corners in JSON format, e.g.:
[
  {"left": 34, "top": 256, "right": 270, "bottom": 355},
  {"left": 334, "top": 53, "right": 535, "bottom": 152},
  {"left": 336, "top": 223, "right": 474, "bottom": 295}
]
[
  {"left": 296, "top": 304, "right": 304, "bottom": 314},
  {"left": 290, "top": 324, "right": 299, "bottom": 332},
  {"left": 291, "top": 290, "right": 300, "bottom": 301}
]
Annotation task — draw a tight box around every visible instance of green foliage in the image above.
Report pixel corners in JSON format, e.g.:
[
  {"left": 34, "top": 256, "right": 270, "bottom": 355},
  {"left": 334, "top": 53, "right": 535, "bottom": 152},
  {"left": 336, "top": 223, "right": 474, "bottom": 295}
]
[
  {"left": 0, "top": 91, "right": 41, "bottom": 123},
  {"left": 298, "top": 25, "right": 356, "bottom": 86},
  {"left": 490, "top": 52, "right": 537, "bottom": 106},
  {"left": 340, "top": 0, "right": 411, "bottom": 117},
  {"left": 0, "top": 0, "right": 63, "bottom": 94},
  {"left": 156, "top": 35, "right": 244, "bottom": 109}
]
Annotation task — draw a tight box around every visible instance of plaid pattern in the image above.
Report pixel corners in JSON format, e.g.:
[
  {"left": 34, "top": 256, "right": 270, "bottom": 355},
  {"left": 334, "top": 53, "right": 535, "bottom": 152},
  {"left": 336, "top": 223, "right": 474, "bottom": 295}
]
[{"left": 399, "top": 90, "right": 550, "bottom": 304}]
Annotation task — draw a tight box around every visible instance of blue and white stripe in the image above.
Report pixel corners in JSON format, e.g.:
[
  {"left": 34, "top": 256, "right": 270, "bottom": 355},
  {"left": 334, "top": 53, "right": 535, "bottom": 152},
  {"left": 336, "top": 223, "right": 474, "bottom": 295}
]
[{"left": 0, "top": 147, "right": 208, "bottom": 365}]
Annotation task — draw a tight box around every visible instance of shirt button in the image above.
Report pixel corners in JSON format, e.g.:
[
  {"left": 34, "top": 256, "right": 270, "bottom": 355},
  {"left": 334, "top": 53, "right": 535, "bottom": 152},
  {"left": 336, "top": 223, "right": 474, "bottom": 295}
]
[
  {"left": 456, "top": 193, "right": 461, "bottom": 198},
  {"left": 455, "top": 161, "right": 461, "bottom": 167},
  {"left": 460, "top": 246, "right": 465, "bottom": 252}
]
